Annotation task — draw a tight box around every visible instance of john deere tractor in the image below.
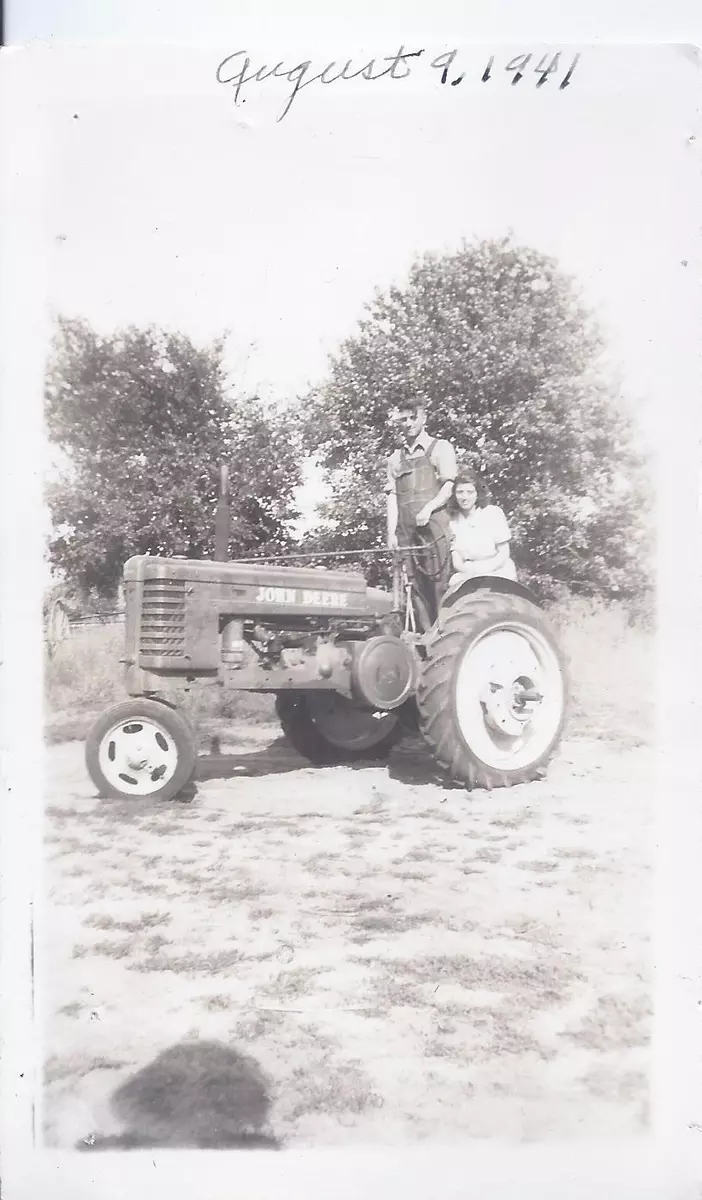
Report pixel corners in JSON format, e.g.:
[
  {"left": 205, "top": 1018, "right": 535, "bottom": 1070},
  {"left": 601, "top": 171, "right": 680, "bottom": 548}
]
[{"left": 85, "top": 468, "right": 568, "bottom": 802}]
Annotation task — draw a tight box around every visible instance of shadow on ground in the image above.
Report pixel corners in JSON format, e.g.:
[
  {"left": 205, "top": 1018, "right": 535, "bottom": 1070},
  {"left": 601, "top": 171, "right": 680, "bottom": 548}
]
[
  {"left": 195, "top": 736, "right": 306, "bottom": 782},
  {"left": 194, "top": 734, "right": 457, "bottom": 792},
  {"left": 82, "top": 734, "right": 461, "bottom": 809},
  {"left": 77, "top": 1040, "right": 281, "bottom": 1150}
]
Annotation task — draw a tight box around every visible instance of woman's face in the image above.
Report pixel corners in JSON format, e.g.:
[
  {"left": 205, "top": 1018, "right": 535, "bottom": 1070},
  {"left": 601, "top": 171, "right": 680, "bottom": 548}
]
[{"left": 454, "top": 482, "right": 478, "bottom": 513}]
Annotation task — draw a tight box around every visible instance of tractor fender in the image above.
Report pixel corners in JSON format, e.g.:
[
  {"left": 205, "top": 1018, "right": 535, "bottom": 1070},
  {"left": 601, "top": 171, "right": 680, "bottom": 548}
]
[{"left": 440, "top": 575, "right": 543, "bottom": 612}]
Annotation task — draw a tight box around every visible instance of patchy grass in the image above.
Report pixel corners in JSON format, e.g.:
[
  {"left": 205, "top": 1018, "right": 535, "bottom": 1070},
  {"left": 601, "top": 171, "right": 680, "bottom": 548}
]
[
  {"left": 130, "top": 949, "right": 243, "bottom": 975},
  {"left": 83, "top": 911, "right": 171, "bottom": 933},
  {"left": 202, "top": 994, "right": 235, "bottom": 1013},
  {"left": 560, "top": 993, "right": 652, "bottom": 1052},
  {"left": 517, "top": 860, "right": 559, "bottom": 873},
  {"left": 74, "top": 938, "right": 136, "bottom": 961},
  {"left": 285, "top": 1060, "right": 384, "bottom": 1121},
  {"left": 369, "top": 953, "right": 580, "bottom": 996},
  {"left": 44, "top": 713, "right": 653, "bottom": 1146}
]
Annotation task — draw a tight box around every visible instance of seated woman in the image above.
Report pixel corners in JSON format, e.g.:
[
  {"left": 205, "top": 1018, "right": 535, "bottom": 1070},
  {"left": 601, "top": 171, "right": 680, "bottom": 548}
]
[{"left": 446, "top": 467, "right": 517, "bottom": 588}]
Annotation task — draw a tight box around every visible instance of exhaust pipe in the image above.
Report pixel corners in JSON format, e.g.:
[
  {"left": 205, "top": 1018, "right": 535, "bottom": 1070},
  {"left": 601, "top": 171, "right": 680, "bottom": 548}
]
[{"left": 214, "top": 464, "right": 230, "bottom": 561}]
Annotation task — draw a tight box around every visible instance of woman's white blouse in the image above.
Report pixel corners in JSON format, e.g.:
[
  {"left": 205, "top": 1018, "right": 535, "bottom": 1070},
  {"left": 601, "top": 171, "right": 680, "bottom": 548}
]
[{"left": 449, "top": 505, "right": 517, "bottom": 581}]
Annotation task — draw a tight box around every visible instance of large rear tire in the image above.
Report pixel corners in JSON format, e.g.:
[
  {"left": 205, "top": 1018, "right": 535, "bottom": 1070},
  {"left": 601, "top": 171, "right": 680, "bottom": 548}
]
[
  {"left": 275, "top": 691, "right": 403, "bottom": 765},
  {"left": 85, "top": 698, "right": 198, "bottom": 802},
  {"left": 417, "top": 591, "right": 568, "bottom": 790}
]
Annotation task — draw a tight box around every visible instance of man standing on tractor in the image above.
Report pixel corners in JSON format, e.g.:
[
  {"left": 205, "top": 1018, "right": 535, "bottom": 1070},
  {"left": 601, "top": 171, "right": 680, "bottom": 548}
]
[{"left": 385, "top": 400, "right": 457, "bottom": 627}]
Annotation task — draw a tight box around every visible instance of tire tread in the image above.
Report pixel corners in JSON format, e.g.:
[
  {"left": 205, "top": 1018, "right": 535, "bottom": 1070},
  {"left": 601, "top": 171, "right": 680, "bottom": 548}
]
[{"left": 416, "top": 592, "right": 569, "bottom": 792}]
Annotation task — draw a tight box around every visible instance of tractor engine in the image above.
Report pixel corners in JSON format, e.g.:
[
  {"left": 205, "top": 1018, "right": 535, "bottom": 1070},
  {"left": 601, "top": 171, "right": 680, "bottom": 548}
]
[{"left": 121, "top": 553, "right": 416, "bottom": 711}]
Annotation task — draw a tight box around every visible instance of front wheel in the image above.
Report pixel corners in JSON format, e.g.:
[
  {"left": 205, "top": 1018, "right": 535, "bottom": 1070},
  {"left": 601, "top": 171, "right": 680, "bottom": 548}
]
[
  {"left": 417, "top": 591, "right": 568, "bottom": 790},
  {"left": 275, "top": 691, "right": 403, "bottom": 765},
  {"left": 85, "top": 699, "right": 198, "bottom": 802}
]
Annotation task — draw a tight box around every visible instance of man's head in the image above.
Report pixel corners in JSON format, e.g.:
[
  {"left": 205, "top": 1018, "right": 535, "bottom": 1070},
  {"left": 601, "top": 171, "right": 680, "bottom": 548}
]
[{"left": 387, "top": 401, "right": 426, "bottom": 446}]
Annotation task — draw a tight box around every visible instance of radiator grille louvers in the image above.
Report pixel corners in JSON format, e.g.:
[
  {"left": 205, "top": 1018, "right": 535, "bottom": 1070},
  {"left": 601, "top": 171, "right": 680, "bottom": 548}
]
[{"left": 139, "top": 579, "right": 186, "bottom": 658}]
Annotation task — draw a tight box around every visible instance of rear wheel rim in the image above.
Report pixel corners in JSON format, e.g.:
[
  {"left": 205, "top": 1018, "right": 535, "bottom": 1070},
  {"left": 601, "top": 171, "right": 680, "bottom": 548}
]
[
  {"left": 97, "top": 715, "right": 181, "bottom": 796},
  {"left": 305, "top": 692, "right": 398, "bottom": 752},
  {"left": 454, "top": 621, "right": 564, "bottom": 772}
]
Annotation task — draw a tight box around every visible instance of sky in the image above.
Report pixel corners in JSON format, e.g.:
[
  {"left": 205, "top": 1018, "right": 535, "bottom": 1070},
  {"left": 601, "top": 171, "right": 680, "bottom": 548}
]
[{"left": 35, "top": 42, "right": 700, "bottom": 456}]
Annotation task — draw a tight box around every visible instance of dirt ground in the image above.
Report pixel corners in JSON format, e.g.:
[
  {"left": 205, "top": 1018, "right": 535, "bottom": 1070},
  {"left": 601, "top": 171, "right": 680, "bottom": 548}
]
[{"left": 42, "top": 723, "right": 652, "bottom": 1149}]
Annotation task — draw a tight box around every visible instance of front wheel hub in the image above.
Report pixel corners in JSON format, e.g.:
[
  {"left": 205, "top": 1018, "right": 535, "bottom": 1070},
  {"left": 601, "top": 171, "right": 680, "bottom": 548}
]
[{"left": 98, "top": 718, "right": 179, "bottom": 795}]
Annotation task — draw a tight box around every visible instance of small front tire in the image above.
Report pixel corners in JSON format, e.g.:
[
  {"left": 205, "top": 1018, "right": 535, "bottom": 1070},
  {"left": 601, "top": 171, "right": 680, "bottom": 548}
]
[{"left": 85, "top": 699, "right": 198, "bottom": 802}]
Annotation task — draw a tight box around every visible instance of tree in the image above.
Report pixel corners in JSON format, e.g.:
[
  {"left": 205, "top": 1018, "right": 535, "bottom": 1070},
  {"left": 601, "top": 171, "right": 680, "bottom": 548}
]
[
  {"left": 302, "top": 237, "right": 653, "bottom": 599},
  {"left": 45, "top": 318, "right": 302, "bottom": 596}
]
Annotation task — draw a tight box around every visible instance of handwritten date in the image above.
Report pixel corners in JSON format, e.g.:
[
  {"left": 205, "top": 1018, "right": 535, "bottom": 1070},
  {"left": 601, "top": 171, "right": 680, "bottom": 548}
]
[{"left": 215, "top": 48, "right": 581, "bottom": 121}]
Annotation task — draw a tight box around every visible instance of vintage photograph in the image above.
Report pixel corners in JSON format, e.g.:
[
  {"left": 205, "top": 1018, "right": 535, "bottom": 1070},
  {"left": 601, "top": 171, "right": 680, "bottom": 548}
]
[{"left": 26, "top": 41, "right": 698, "bottom": 1156}]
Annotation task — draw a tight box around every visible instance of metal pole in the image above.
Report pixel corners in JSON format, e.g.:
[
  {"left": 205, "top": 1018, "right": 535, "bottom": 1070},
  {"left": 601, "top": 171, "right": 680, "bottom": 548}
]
[{"left": 214, "top": 464, "right": 230, "bottom": 562}]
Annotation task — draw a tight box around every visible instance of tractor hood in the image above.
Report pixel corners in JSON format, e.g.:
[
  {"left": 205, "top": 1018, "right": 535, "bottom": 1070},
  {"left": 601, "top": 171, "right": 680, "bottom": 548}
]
[{"left": 123, "top": 554, "right": 394, "bottom": 619}]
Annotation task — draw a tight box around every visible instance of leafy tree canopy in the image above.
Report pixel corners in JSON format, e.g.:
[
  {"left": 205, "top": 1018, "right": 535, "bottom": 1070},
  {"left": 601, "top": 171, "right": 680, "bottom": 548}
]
[
  {"left": 302, "top": 237, "right": 653, "bottom": 600},
  {"left": 45, "top": 318, "right": 302, "bottom": 596}
]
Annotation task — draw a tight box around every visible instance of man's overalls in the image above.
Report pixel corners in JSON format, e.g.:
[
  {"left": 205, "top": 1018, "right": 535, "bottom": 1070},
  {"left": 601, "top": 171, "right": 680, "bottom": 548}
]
[{"left": 394, "top": 440, "right": 452, "bottom": 628}]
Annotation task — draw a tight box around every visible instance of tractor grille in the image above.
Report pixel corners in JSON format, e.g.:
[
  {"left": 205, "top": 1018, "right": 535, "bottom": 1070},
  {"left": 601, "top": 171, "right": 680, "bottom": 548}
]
[{"left": 139, "top": 579, "right": 187, "bottom": 658}]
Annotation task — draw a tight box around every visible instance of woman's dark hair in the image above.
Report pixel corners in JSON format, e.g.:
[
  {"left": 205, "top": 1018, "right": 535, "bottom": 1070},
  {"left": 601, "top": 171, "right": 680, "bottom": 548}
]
[{"left": 448, "top": 466, "right": 490, "bottom": 514}]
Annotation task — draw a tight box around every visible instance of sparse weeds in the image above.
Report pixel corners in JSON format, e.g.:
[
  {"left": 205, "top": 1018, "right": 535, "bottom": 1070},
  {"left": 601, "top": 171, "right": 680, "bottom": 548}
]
[
  {"left": 58, "top": 1002, "right": 83, "bottom": 1018},
  {"left": 83, "top": 911, "right": 171, "bottom": 933},
  {"left": 560, "top": 992, "right": 652, "bottom": 1051},
  {"left": 489, "top": 811, "right": 535, "bottom": 830},
  {"left": 285, "top": 1059, "right": 384, "bottom": 1121},
  {"left": 202, "top": 993, "right": 234, "bottom": 1012},
  {"left": 205, "top": 882, "right": 267, "bottom": 904},
  {"left": 371, "top": 952, "right": 577, "bottom": 997},
  {"left": 517, "top": 860, "right": 558, "bottom": 873},
  {"left": 131, "top": 948, "right": 243, "bottom": 975},
  {"left": 474, "top": 848, "right": 502, "bottom": 863},
  {"left": 45, "top": 1054, "right": 126, "bottom": 1084},
  {"left": 353, "top": 911, "right": 439, "bottom": 935},
  {"left": 262, "top": 966, "right": 324, "bottom": 1002},
  {"left": 73, "top": 938, "right": 135, "bottom": 960}
]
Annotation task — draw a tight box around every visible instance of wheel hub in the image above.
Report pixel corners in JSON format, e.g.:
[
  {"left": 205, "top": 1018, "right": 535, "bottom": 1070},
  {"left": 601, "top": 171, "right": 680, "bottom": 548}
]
[
  {"left": 126, "top": 754, "right": 150, "bottom": 771},
  {"left": 482, "top": 678, "right": 541, "bottom": 736},
  {"left": 99, "top": 718, "right": 179, "bottom": 795}
]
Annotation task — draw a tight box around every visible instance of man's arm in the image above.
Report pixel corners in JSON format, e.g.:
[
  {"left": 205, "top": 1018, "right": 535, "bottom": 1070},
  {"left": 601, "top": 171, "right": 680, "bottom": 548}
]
[{"left": 415, "top": 478, "right": 454, "bottom": 525}]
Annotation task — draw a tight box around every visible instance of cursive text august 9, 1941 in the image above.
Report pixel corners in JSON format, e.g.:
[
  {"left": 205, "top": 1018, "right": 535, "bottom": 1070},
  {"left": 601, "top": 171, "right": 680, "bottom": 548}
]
[{"left": 215, "top": 47, "right": 581, "bottom": 121}]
